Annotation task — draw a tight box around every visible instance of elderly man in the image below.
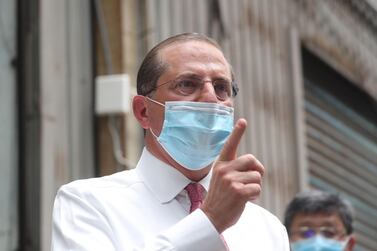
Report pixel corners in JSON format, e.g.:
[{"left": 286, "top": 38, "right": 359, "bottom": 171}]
[
  {"left": 284, "top": 190, "right": 356, "bottom": 251},
  {"left": 52, "top": 33, "right": 289, "bottom": 251}
]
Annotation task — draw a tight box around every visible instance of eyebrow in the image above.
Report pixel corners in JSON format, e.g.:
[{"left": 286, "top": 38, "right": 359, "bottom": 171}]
[
  {"left": 176, "top": 72, "right": 231, "bottom": 81},
  {"left": 296, "top": 220, "right": 337, "bottom": 228},
  {"left": 176, "top": 73, "right": 202, "bottom": 79},
  {"left": 296, "top": 221, "right": 315, "bottom": 227}
]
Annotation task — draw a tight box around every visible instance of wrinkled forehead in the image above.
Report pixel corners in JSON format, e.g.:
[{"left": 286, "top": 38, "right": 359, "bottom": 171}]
[{"left": 158, "top": 40, "right": 232, "bottom": 75}]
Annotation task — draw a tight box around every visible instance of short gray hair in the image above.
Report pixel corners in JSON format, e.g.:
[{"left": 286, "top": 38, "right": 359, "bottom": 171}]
[{"left": 284, "top": 190, "right": 354, "bottom": 235}]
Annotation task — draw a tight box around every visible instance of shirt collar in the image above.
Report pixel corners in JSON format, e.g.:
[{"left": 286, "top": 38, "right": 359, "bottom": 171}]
[{"left": 136, "top": 148, "right": 211, "bottom": 203}]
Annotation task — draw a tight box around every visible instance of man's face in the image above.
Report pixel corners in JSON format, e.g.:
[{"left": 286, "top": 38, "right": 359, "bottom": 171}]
[
  {"left": 146, "top": 40, "right": 234, "bottom": 135},
  {"left": 289, "top": 212, "right": 354, "bottom": 251},
  {"left": 139, "top": 40, "right": 234, "bottom": 179}
]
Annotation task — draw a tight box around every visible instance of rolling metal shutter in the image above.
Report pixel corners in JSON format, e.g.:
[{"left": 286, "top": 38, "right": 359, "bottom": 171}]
[{"left": 305, "top": 80, "right": 377, "bottom": 251}]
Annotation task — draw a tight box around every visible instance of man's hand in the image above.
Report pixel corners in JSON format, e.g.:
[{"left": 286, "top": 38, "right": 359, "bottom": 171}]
[{"left": 201, "top": 118, "right": 265, "bottom": 233}]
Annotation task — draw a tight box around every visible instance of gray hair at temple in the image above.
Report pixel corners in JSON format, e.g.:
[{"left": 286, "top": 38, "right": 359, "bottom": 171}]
[
  {"left": 136, "top": 32, "right": 238, "bottom": 97},
  {"left": 284, "top": 190, "right": 354, "bottom": 236}
]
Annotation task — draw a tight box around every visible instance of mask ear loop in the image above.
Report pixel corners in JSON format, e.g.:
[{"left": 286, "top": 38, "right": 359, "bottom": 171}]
[
  {"left": 145, "top": 96, "right": 165, "bottom": 107},
  {"left": 145, "top": 96, "right": 165, "bottom": 139},
  {"left": 149, "top": 127, "right": 159, "bottom": 139}
]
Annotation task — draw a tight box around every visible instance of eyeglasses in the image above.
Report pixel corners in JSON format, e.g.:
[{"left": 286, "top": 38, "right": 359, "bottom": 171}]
[
  {"left": 291, "top": 226, "right": 346, "bottom": 240},
  {"left": 145, "top": 75, "right": 238, "bottom": 101}
]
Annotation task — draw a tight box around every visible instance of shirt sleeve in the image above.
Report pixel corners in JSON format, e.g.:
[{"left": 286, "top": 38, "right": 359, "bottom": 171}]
[
  {"left": 51, "top": 185, "right": 227, "bottom": 251},
  {"left": 141, "top": 209, "right": 226, "bottom": 251}
]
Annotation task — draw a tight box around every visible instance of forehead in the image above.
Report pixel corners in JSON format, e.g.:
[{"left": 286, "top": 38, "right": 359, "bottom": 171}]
[
  {"left": 158, "top": 40, "right": 231, "bottom": 78},
  {"left": 290, "top": 212, "right": 346, "bottom": 230}
]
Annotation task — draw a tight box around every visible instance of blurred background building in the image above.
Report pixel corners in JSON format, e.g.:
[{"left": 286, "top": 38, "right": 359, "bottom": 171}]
[{"left": 0, "top": 0, "right": 376, "bottom": 250}]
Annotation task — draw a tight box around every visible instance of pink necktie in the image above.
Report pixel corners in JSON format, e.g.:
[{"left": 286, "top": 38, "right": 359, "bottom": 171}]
[
  {"left": 185, "top": 183, "right": 230, "bottom": 250},
  {"left": 185, "top": 183, "right": 205, "bottom": 212}
]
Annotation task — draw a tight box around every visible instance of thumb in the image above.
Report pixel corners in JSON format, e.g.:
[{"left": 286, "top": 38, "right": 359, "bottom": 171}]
[{"left": 218, "top": 118, "right": 247, "bottom": 161}]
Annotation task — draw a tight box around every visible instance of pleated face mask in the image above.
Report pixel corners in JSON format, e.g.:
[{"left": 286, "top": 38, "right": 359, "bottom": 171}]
[
  {"left": 291, "top": 235, "right": 349, "bottom": 251},
  {"left": 148, "top": 98, "right": 234, "bottom": 170}
]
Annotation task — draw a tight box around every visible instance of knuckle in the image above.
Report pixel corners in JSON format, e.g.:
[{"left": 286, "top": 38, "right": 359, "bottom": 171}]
[
  {"left": 254, "top": 184, "right": 262, "bottom": 194},
  {"left": 231, "top": 183, "right": 245, "bottom": 199},
  {"left": 222, "top": 173, "right": 232, "bottom": 185},
  {"left": 249, "top": 184, "right": 262, "bottom": 198},
  {"left": 230, "top": 182, "right": 240, "bottom": 192},
  {"left": 244, "top": 154, "right": 256, "bottom": 163},
  {"left": 216, "top": 164, "right": 227, "bottom": 177},
  {"left": 257, "top": 162, "right": 265, "bottom": 176},
  {"left": 244, "top": 154, "right": 265, "bottom": 175},
  {"left": 254, "top": 171, "right": 262, "bottom": 182}
]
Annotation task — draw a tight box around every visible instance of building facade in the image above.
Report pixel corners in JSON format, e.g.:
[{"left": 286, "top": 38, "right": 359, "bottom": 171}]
[{"left": 0, "top": 0, "right": 376, "bottom": 250}]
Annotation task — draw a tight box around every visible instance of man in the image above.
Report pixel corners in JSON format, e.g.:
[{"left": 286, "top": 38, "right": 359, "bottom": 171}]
[
  {"left": 52, "top": 33, "right": 289, "bottom": 250},
  {"left": 284, "top": 190, "right": 356, "bottom": 251}
]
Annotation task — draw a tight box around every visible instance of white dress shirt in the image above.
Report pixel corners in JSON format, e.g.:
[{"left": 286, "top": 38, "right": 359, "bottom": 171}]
[{"left": 52, "top": 148, "right": 289, "bottom": 251}]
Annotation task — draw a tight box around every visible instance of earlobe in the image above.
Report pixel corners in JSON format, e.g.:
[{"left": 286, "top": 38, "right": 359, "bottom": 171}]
[{"left": 132, "top": 95, "right": 150, "bottom": 129}]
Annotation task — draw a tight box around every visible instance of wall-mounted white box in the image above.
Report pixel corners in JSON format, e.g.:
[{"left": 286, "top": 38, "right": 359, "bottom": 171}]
[{"left": 95, "top": 74, "right": 130, "bottom": 114}]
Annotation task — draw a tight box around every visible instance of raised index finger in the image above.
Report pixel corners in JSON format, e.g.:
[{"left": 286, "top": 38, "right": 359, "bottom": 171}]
[{"left": 218, "top": 118, "right": 247, "bottom": 161}]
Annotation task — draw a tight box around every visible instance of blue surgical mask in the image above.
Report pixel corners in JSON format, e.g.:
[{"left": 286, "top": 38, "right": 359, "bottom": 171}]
[
  {"left": 291, "top": 235, "right": 348, "bottom": 251},
  {"left": 147, "top": 98, "right": 234, "bottom": 170}
]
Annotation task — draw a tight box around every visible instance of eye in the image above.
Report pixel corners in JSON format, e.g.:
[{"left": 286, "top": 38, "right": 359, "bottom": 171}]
[
  {"left": 214, "top": 79, "right": 232, "bottom": 100},
  {"left": 301, "top": 229, "right": 316, "bottom": 239},
  {"left": 320, "top": 227, "right": 337, "bottom": 238},
  {"left": 175, "top": 78, "right": 199, "bottom": 95}
]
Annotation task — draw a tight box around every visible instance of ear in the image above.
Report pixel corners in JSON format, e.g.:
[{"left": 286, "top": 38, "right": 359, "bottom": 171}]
[
  {"left": 132, "top": 95, "right": 150, "bottom": 129},
  {"left": 345, "top": 235, "right": 356, "bottom": 251}
]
